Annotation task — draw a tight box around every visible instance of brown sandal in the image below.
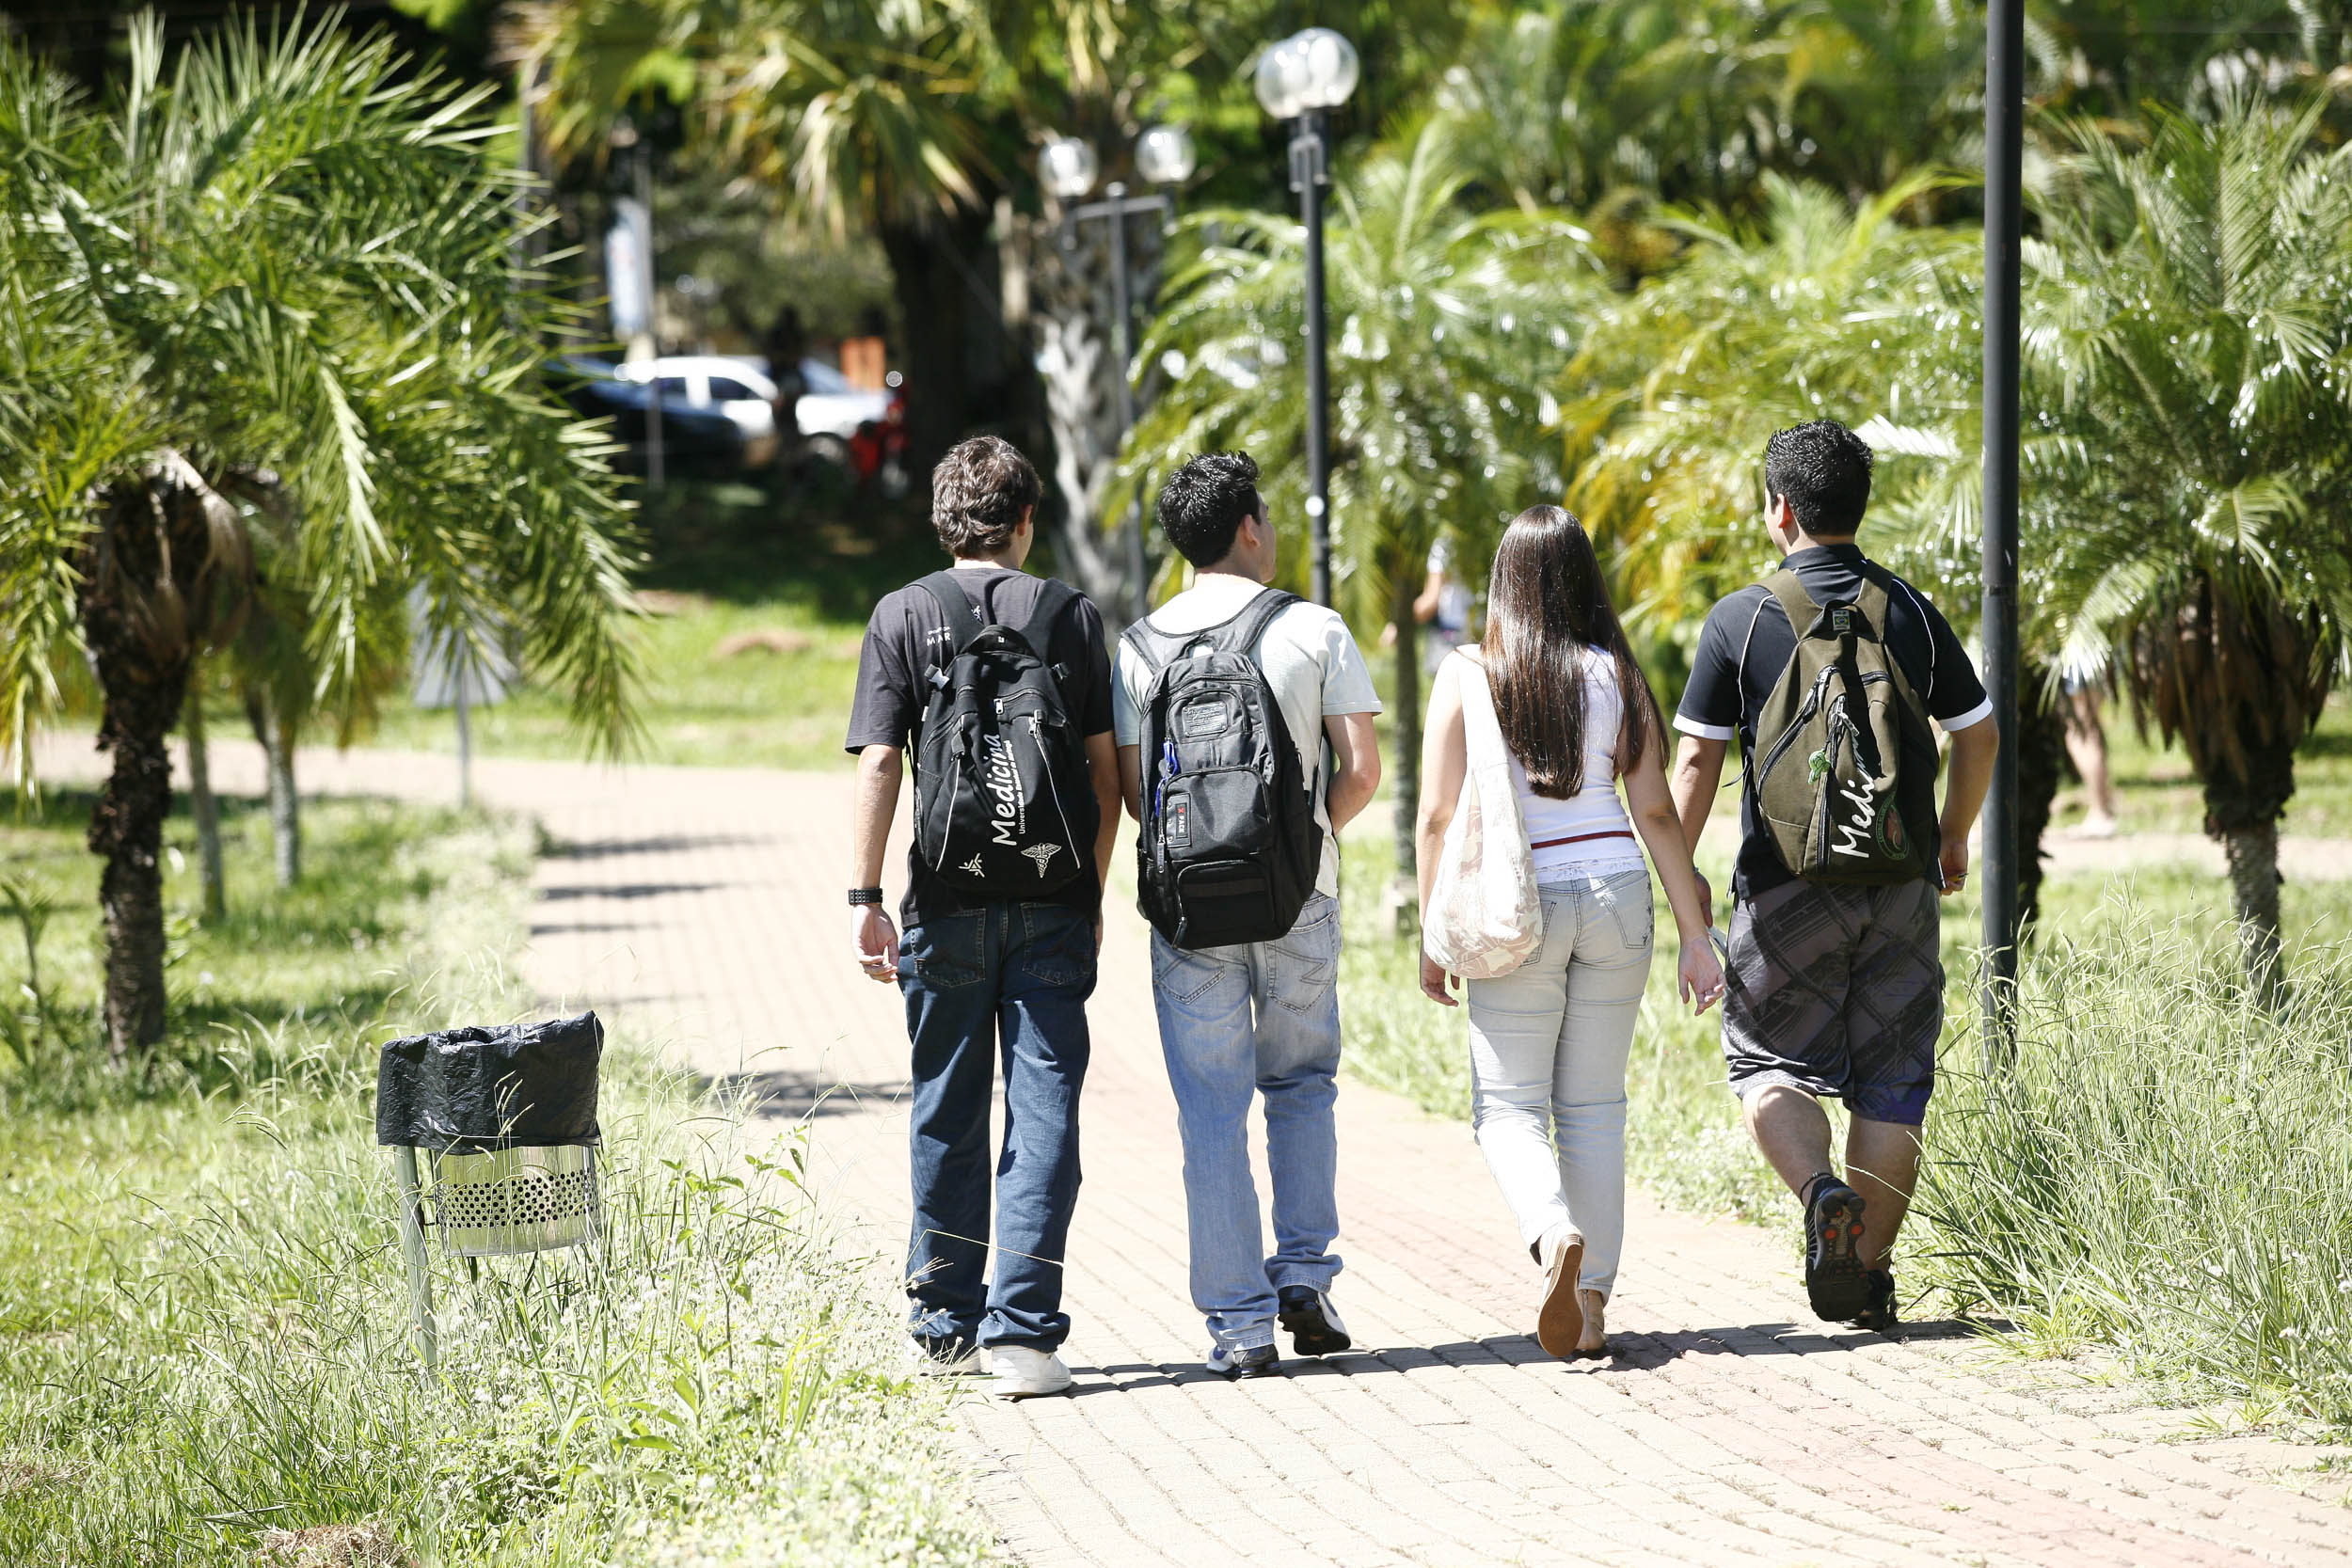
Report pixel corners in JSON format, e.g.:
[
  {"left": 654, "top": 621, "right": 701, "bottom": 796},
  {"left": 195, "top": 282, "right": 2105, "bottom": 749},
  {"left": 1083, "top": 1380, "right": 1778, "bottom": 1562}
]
[
  {"left": 1571, "top": 1289, "right": 1609, "bottom": 1359},
  {"left": 1535, "top": 1232, "right": 1584, "bottom": 1357}
]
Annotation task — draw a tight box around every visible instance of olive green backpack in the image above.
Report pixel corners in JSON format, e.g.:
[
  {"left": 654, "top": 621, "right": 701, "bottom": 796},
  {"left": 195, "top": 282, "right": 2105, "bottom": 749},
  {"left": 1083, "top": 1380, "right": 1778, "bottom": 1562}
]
[{"left": 1740, "top": 568, "right": 1943, "bottom": 886}]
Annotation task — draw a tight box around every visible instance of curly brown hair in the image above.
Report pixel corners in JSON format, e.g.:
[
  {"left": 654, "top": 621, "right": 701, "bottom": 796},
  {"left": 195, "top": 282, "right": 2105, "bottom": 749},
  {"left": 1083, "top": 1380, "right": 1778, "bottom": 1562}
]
[{"left": 930, "top": 436, "right": 1041, "bottom": 557}]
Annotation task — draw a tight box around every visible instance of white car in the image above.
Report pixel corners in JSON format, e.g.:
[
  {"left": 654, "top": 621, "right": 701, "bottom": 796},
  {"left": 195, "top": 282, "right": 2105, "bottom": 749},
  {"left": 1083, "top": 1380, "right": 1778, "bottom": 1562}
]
[
  {"left": 613, "top": 356, "right": 782, "bottom": 467},
  {"left": 791, "top": 356, "right": 892, "bottom": 440}
]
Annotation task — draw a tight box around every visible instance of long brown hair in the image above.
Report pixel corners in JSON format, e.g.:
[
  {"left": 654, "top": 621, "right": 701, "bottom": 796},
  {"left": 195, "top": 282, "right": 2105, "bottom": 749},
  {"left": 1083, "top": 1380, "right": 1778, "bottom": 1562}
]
[{"left": 1479, "top": 506, "right": 1660, "bottom": 799}]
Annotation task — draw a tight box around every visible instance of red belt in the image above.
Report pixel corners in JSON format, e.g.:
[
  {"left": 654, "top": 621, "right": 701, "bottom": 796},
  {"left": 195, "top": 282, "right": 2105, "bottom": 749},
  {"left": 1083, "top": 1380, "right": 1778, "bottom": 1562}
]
[{"left": 1529, "top": 829, "right": 1638, "bottom": 850}]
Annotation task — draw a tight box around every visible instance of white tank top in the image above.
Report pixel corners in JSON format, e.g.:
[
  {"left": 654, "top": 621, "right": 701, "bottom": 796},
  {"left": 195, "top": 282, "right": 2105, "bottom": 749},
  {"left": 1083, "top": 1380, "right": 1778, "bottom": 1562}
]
[{"left": 1489, "top": 647, "right": 1645, "bottom": 878}]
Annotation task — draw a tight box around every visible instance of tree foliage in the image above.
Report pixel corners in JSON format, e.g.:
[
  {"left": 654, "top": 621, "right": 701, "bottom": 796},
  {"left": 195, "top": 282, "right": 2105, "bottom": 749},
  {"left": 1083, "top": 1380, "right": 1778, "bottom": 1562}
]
[{"left": 0, "top": 14, "right": 642, "bottom": 1054}]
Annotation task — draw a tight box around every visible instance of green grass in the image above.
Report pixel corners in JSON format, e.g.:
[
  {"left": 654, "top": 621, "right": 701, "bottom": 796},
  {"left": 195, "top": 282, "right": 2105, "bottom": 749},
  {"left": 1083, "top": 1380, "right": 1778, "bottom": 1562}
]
[
  {"left": 1335, "top": 821, "right": 2352, "bottom": 1433},
  {"left": 361, "top": 479, "right": 940, "bottom": 771},
  {"left": 2053, "top": 693, "right": 2352, "bottom": 838},
  {"left": 1915, "top": 904, "right": 2352, "bottom": 1433},
  {"left": 0, "top": 795, "right": 995, "bottom": 1566}
]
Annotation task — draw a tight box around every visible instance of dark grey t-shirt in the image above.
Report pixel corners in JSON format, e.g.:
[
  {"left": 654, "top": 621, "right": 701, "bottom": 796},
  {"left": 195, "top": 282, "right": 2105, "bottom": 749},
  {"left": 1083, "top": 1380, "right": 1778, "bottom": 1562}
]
[
  {"left": 1674, "top": 545, "right": 1993, "bottom": 899},
  {"left": 846, "top": 566, "right": 1113, "bottom": 927}
]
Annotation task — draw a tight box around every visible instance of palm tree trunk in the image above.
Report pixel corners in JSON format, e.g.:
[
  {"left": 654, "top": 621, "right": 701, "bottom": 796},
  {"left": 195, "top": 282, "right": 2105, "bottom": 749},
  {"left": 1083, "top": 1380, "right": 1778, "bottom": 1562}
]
[
  {"left": 879, "top": 211, "right": 987, "bottom": 484},
  {"left": 81, "top": 497, "right": 204, "bottom": 1066},
  {"left": 246, "top": 691, "right": 299, "bottom": 889},
  {"left": 183, "top": 681, "right": 226, "bottom": 923},
  {"left": 1390, "top": 578, "right": 1424, "bottom": 935},
  {"left": 2014, "top": 666, "right": 2069, "bottom": 936},
  {"left": 2222, "top": 820, "right": 2284, "bottom": 1006}
]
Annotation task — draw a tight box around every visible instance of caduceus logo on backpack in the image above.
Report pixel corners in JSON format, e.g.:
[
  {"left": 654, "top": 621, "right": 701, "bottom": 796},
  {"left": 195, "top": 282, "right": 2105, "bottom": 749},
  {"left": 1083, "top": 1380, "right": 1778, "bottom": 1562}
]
[{"left": 911, "top": 574, "right": 1097, "bottom": 895}]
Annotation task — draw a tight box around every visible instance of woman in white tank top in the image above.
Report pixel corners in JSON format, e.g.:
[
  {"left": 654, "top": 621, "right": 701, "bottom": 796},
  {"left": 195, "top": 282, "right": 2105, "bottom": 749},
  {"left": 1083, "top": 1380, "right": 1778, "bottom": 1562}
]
[{"left": 1413, "top": 506, "right": 1724, "bottom": 1359}]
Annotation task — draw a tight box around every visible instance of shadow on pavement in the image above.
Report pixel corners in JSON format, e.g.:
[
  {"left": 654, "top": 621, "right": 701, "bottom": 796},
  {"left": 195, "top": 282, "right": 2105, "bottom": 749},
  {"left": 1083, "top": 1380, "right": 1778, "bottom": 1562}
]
[
  {"left": 1056, "top": 1316, "right": 2014, "bottom": 1396},
  {"left": 547, "top": 832, "right": 771, "bottom": 860},
  {"left": 537, "top": 881, "right": 729, "bottom": 901},
  {"left": 694, "top": 1069, "right": 912, "bottom": 1119}
]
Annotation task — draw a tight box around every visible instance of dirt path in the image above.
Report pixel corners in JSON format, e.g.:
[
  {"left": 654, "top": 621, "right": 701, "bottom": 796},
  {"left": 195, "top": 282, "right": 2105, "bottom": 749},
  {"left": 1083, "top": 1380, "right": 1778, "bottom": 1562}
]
[{"left": 35, "top": 737, "right": 2352, "bottom": 1567}]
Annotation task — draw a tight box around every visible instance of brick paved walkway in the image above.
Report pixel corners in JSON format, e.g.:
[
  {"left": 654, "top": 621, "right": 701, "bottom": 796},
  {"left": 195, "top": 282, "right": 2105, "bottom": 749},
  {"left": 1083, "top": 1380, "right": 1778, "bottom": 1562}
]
[{"left": 36, "top": 739, "right": 2352, "bottom": 1567}]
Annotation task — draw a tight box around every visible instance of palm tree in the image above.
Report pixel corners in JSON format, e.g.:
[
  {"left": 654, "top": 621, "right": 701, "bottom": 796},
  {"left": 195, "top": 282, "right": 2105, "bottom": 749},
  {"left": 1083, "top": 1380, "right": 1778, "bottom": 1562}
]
[
  {"left": 2022, "top": 94, "right": 2352, "bottom": 1000},
  {"left": 1556, "top": 174, "right": 2084, "bottom": 927},
  {"left": 1120, "top": 118, "right": 1590, "bottom": 884},
  {"left": 1561, "top": 173, "right": 1982, "bottom": 634},
  {"left": 0, "top": 15, "right": 641, "bottom": 1063}
]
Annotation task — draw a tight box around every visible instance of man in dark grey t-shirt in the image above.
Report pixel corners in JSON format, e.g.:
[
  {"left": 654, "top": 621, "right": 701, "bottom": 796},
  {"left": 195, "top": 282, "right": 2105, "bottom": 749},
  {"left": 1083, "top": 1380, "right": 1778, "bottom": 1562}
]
[
  {"left": 1668, "top": 420, "right": 1997, "bottom": 1334},
  {"left": 845, "top": 436, "right": 1120, "bottom": 1401}
]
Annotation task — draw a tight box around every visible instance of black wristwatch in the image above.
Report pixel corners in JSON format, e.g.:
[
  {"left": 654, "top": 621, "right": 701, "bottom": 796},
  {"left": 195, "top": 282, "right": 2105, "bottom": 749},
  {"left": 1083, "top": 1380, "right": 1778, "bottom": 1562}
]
[{"left": 849, "top": 887, "right": 885, "bottom": 907}]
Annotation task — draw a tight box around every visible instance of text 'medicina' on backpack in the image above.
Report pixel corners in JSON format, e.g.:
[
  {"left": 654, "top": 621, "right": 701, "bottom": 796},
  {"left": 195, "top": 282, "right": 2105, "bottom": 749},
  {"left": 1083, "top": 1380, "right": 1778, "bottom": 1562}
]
[
  {"left": 1743, "top": 566, "right": 1942, "bottom": 884},
  {"left": 912, "top": 570, "right": 1099, "bottom": 895},
  {"left": 1124, "top": 587, "right": 1321, "bottom": 949}
]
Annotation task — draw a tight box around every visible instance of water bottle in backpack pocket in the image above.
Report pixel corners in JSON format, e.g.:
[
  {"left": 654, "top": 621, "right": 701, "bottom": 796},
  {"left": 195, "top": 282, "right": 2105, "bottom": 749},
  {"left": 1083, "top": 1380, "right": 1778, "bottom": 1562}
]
[
  {"left": 1125, "top": 589, "right": 1321, "bottom": 949},
  {"left": 912, "top": 572, "right": 1097, "bottom": 895}
]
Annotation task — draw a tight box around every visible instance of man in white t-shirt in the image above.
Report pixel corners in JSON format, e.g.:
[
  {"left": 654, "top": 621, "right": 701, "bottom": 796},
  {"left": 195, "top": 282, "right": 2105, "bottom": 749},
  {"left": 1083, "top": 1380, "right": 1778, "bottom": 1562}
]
[{"left": 1112, "top": 451, "right": 1382, "bottom": 1379}]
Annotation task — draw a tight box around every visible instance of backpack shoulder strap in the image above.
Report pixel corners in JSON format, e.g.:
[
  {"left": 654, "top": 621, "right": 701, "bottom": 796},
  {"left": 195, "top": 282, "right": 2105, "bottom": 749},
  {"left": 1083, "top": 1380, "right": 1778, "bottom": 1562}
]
[
  {"left": 1210, "top": 588, "right": 1301, "bottom": 661},
  {"left": 916, "top": 571, "right": 985, "bottom": 661},
  {"left": 1018, "top": 577, "right": 1081, "bottom": 655},
  {"left": 1120, "top": 615, "right": 1171, "bottom": 679},
  {"left": 1761, "top": 569, "right": 1822, "bottom": 642}
]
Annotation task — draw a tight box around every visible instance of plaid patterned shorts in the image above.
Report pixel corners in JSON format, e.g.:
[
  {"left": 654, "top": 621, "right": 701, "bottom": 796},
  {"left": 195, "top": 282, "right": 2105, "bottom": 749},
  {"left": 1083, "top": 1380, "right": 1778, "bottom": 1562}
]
[{"left": 1722, "top": 877, "right": 1944, "bottom": 1126}]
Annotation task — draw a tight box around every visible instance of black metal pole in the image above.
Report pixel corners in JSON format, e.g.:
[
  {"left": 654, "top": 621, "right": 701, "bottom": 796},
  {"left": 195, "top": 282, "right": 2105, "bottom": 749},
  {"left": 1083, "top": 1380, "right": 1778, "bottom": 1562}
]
[
  {"left": 1294, "top": 109, "right": 1333, "bottom": 607},
  {"left": 1980, "top": 0, "right": 2025, "bottom": 1061}
]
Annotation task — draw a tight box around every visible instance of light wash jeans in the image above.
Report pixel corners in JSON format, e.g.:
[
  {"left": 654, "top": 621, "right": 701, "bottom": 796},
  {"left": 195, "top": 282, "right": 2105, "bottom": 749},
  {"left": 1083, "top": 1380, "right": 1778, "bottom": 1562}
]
[
  {"left": 1464, "top": 867, "right": 1653, "bottom": 1297},
  {"left": 1149, "top": 893, "right": 1344, "bottom": 1352}
]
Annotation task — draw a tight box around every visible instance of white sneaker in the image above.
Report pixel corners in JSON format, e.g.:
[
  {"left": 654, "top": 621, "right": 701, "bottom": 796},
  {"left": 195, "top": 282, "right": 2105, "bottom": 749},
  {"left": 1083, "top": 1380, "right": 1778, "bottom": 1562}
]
[
  {"left": 989, "top": 1345, "right": 1073, "bottom": 1400},
  {"left": 907, "top": 1337, "right": 981, "bottom": 1377}
]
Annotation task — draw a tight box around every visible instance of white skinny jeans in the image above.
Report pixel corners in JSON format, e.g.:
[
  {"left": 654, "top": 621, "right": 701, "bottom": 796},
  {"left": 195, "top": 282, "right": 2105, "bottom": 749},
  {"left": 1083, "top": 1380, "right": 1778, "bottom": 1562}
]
[{"left": 1463, "top": 866, "right": 1653, "bottom": 1297}]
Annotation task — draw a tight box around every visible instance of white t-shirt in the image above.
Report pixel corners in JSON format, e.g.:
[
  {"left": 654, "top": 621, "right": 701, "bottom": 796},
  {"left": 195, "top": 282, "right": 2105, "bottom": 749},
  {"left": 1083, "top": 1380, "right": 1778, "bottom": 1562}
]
[
  {"left": 1113, "top": 576, "right": 1383, "bottom": 897},
  {"left": 1492, "top": 647, "right": 1644, "bottom": 879}
]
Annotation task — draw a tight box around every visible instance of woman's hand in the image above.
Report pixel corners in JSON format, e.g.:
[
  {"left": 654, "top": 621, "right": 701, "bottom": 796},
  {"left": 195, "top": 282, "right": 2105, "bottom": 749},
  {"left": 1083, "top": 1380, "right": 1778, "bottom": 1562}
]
[
  {"left": 1419, "top": 951, "right": 1459, "bottom": 1006},
  {"left": 1678, "top": 938, "right": 1726, "bottom": 1015}
]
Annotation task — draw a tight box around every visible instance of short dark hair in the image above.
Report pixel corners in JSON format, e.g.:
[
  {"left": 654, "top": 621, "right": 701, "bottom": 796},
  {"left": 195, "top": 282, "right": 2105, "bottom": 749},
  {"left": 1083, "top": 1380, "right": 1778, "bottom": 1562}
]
[
  {"left": 1763, "top": 420, "right": 1874, "bottom": 537},
  {"left": 930, "top": 436, "right": 1041, "bottom": 557},
  {"left": 1155, "top": 451, "right": 1262, "bottom": 568}
]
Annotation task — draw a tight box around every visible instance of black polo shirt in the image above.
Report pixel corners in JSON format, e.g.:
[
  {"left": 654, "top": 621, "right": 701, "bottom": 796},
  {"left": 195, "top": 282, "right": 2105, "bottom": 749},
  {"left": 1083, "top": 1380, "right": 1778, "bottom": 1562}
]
[
  {"left": 846, "top": 566, "right": 1113, "bottom": 927},
  {"left": 1674, "top": 544, "right": 1993, "bottom": 899}
]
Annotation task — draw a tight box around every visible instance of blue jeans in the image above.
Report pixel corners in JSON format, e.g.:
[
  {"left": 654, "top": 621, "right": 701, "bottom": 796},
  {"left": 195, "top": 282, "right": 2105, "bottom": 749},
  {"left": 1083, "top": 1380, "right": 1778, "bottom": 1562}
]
[
  {"left": 898, "top": 900, "right": 1094, "bottom": 1353},
  {"left": 1149, "top": 892, "right": 1343, "bottom": 1352}
]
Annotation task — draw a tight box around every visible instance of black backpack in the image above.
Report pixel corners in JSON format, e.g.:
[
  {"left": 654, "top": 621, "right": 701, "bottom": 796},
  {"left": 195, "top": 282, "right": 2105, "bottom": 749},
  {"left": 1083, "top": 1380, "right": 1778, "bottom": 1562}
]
[
  {"left": 1123, "top": 588, "right": 1321, "bottom": 949},
  {"left": 911, "top": 572, "right": 1097, "bottom": 897}
]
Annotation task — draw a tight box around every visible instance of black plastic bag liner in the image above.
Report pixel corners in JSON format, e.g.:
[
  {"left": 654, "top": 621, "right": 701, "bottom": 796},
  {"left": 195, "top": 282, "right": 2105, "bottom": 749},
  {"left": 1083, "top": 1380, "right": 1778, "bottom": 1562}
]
[{"left": 376, "top": 1012, "right": 603, "bottom": 1152}]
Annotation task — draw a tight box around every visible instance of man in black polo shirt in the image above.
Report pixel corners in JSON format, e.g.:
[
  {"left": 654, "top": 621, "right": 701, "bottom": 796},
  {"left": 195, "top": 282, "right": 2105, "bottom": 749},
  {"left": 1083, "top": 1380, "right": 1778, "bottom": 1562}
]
[
  {"left": 1668, "top": 420, "right": 1997, "bottom": 1332},
  {"left": 845, "top": 436, "right": 1121, "bottom": 1399}
]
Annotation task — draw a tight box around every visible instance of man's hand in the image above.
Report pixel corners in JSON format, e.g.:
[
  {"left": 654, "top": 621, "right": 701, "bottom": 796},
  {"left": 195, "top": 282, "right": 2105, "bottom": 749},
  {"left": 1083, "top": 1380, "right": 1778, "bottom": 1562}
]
[
  {"left": 851, "top": 906, "right": 900, "bottom": 982},
  {"left": 1419, "top": 952, "right": 1458, "bottom": 1006},
  {"left": 1938, "top": 836, "right": 1970, "bottom": 897},
  {"left": 1094, "top": 913, "right": 1104, "bottom": 955},
  {"left": 1692, "top": 869, "right": 1715, "bottom": 928}
]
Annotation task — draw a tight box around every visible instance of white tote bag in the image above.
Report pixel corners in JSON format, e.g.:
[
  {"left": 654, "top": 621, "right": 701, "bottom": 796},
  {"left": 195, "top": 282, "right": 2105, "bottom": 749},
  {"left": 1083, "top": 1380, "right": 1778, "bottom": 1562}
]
[{"left": 1422, "top": 655, "right": 1543, "bottom": 980}]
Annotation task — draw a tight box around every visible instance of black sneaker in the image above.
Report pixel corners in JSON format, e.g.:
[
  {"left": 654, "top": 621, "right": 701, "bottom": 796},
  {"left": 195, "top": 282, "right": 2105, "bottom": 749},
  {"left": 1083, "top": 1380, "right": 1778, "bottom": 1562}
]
[
  {"left": 1277, "top": 1286, "right": 1352, "bottom": 1356},
  {"left": 1853, "top": 1269, "right": 1899, "bottom": 1333},
  {"left": 1803, "top": 1176, "right": 1870, "bottom": 1323}
]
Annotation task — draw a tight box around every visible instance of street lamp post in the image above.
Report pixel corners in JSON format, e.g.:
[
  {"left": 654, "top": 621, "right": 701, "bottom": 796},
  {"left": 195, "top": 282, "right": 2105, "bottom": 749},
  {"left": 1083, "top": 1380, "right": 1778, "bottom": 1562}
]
[
  {"left": 1256, "top": 27, "right": 1359, "bottom": 609},
  {"left": 1980, "top": 0, "right": 2025, "bottom": 1061},
  {"left": 1041, "top": 126, "right": 1197, "bottom": 622}
]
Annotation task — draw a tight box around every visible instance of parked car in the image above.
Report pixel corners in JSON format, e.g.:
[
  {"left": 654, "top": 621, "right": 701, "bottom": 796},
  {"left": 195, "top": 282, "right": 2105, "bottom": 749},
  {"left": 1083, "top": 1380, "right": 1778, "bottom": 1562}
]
[
  {"left": 792, "top": 356, "right": 892, "bottom": 440},
  {"left": 611, "top": 355, "right": 783, "bottom": 468},
  {"left": 545, "top": 356, "right": 755, "bottom": 476}
]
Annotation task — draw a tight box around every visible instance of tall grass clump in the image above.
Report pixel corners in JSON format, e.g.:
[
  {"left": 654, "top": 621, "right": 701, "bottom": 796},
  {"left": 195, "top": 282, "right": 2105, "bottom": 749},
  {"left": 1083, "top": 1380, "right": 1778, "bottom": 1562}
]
[
  {"left": 1915, "top": 899, "right": 2352, "bottom": 1432},
  {"left": 0, "top": 799, "right": 994, "bottom": 1566}
]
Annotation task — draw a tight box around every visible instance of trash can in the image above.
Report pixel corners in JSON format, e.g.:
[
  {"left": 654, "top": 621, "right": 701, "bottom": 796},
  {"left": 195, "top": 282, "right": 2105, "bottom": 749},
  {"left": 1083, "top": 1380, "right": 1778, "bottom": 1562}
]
[{"left": 375, "top": 1012, "right": 605, "bottom": 1371}]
